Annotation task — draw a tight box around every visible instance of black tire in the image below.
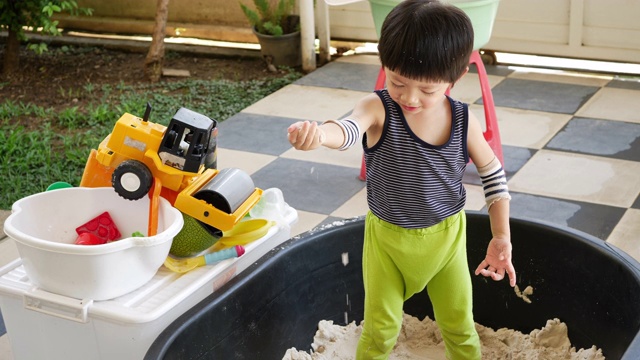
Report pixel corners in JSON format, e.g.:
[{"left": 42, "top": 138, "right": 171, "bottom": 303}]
[{"left": 112, "top": 160, "right": 153, "bottom": 200}]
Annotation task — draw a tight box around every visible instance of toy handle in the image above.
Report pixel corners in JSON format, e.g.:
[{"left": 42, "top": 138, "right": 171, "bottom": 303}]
[
  {"left": 204, "top": 245, "right": 245, "bottom": 265},
  {"left": 148, "top": 177, "right": 162, "bottom": 237}
]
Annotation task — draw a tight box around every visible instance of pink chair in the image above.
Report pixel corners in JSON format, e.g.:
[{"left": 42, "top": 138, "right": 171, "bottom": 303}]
[{"left": 359, "top": 50, "right": 504, "bottom": 181}]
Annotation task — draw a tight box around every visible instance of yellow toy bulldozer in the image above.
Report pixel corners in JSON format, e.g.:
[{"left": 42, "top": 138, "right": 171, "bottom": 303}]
[{"left": 80, "top": 104, "right": 262, "bottom": 237}]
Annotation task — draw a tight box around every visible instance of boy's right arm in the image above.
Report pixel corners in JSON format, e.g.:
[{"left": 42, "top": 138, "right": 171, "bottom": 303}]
[
  {"left": 287, "top": 93, "right": 383, "bottom": 151},
  {"left": 287, "top": 120, "right": 344, "bottom": 150}
]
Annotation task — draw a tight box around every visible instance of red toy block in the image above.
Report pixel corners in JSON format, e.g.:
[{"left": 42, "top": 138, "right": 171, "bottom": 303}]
[
  {"left": 75, "top": 232, "right": 107, "bottom": 245},
  {"left": 75, "top": 211, "right": 122, "bottom": 243}
]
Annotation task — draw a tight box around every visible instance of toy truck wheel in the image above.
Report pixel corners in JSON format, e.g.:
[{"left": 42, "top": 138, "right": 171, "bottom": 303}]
[{"left": 112, "top": 160, "right": 153, "bottom": 200}]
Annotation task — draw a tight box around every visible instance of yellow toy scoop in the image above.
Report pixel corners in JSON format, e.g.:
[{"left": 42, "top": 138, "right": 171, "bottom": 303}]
[
  {"left": 217, "top": 218, "right": 274, "bottom": 248},
  {"left": 164, "top": 245, "right": 245, "bottom": 273}
]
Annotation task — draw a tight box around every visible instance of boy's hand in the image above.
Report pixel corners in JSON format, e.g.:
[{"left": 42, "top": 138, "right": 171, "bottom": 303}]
[
  {"left": 288, "top": 121, "right": 325, "bottom": 150},
  {"left": 475, "top": 236, "right": 516, "bottom": 287}
]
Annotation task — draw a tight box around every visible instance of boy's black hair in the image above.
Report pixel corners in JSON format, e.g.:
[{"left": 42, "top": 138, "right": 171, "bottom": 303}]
[{"left": 378, "top": 0, "right": 474, "bottom": 83}]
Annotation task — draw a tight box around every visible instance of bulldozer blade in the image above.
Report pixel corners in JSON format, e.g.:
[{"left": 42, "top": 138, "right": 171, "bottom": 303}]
[{"left": 80, "top": 149, "right": 114, "bottom": 188}]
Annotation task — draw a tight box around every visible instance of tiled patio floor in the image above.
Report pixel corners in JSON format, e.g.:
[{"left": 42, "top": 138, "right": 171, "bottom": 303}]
[
  {"left": 1, "top": 53, "right": 639, "bottom": 359},
  {"left": 220, "top": 54, "right": 640, "bottom": 253}
]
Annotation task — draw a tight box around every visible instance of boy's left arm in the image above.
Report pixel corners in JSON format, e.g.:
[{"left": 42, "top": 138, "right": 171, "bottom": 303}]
[
  {"left": 466, "top": 111, "right": 516, "bottom": 287},
  {"left": 475, "top": 199, "right": 516, "bottom": 287}
]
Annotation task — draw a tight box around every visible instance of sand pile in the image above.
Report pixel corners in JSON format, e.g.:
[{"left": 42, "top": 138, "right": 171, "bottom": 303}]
[{"left": 283, "top": 313, "right": 605, "bottom": 360}]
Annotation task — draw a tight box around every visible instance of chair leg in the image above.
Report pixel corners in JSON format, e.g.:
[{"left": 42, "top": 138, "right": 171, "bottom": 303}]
[
  {"left": 360, "top": 67, "right": 387, "bottom": 181},
  {"left": 470, "top": 50, "right": 504, "bottom": 167},
  {"left": 358, "top": 155, "right": 367, "bottom": 181},
  {"left": 374, "top": 67, "right": 386, "bottom": 91}
]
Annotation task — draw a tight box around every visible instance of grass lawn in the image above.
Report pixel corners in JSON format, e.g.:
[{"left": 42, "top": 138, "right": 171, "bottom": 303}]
[{"left": 0, "top": 69, "right": 302, "bottom": 209}]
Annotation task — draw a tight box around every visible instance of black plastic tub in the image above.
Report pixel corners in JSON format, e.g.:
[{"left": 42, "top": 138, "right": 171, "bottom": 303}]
[{"left": 145, "top": 212, "right": 640, "bottom": 360}]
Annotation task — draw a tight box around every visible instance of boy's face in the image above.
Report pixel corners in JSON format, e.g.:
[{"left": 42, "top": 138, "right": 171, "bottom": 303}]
[{"left": 384, "top": 68, "right": 452, "bottom": 115}]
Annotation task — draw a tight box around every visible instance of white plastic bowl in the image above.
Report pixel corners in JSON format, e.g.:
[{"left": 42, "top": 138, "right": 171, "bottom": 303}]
[{"left": 3, "top": 187, "right": 183, "bottom": 300}]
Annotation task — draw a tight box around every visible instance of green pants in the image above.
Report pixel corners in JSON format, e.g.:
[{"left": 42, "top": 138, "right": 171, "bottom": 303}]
[{"left": 356, "top": 211, "right": 480, "bottom": 360}]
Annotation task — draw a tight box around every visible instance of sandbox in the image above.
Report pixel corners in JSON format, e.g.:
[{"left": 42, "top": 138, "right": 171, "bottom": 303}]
[{"left": 145, "top": 212, "right": 640, "bottom": 360}]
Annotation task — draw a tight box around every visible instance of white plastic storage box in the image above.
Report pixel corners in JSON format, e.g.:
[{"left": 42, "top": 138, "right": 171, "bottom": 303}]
[{"left": 0, "top": 218, "right": 295, "bottom": 360}]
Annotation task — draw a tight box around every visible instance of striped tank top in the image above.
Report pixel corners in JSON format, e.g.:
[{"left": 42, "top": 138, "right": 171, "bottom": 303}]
[{"left": 363, "top": 89, "right": 469, "bottom": 229}]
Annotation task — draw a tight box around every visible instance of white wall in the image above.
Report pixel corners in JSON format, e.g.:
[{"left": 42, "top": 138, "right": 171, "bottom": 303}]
[{"left": 327, "top": 0, "right": 640, "bottom": 64}]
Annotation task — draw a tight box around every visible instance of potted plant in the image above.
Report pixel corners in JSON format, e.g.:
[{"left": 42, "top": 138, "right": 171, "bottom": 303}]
[{"left": 240, "top": 0, "right": 301, "bottom": 68}]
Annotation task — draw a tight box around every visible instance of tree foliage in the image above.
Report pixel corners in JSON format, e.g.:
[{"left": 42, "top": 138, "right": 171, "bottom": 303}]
[
  {"left": 0, "top": 0, "right": 92, "bottom": 77},
  {"left": 0, "top": 0, "right": 92, "bottom": 53}
]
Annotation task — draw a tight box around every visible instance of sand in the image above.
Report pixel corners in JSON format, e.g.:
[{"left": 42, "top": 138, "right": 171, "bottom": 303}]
[{"left": 282, "top": 313, "right": 605, "bottom": 360}]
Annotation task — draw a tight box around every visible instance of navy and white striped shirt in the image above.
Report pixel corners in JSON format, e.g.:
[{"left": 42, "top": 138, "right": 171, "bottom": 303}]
[{"left": 363, "top": 89, "right": 469, "bottom": 229}]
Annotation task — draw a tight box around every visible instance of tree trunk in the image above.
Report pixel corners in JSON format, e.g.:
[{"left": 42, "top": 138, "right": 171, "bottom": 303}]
[
  {"left": 2, "top": 28, "right": 21, "bottom": 79},
  {"left": 144, "top": 0, "right": 170, "bottom": 82}
]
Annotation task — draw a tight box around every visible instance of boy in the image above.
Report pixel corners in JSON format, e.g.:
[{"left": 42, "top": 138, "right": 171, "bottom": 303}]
[{"left": 287, "top": 1, "right": 516, "bottom": 358}]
